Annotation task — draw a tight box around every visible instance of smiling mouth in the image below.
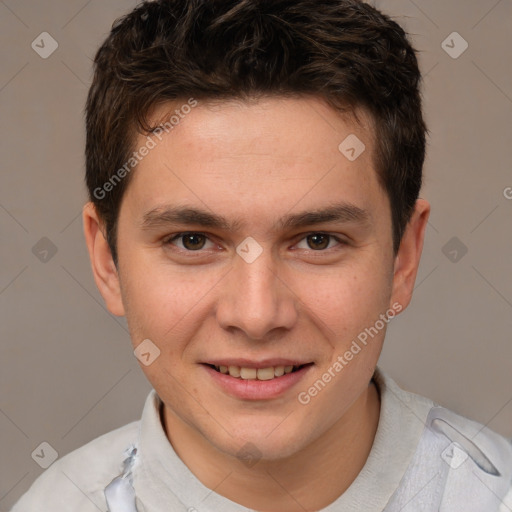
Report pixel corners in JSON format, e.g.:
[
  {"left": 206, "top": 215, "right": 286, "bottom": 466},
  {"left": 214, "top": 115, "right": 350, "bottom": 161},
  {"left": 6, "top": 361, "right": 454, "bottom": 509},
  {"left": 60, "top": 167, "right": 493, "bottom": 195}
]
[{"left": 205, "top": 363, "right": 313, "bottom": 381}]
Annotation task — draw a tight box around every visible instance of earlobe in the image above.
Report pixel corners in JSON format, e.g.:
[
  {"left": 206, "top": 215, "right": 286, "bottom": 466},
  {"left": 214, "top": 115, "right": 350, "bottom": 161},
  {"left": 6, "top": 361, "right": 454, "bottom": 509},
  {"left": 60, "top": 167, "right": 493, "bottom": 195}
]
[
  {"left": 82, "top": 202, "right": 125, "bottom": 317},
  {"left": 390, "top": 199, "right": 430, "bottom": 312}
]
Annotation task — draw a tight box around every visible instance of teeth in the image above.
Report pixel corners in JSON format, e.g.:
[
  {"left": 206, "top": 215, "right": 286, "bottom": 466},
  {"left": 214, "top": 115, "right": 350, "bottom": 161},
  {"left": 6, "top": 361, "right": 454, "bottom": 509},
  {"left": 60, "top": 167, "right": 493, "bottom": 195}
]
[
  {"left": 214, "top": 364, "right": 304, "bottom": 380},
  {"left": 228, "top": 365, "right": 241, "bottom": 378},
  {"left": 257, "top": 367, "right": 275, "bottom": 380},
  {"left": 240, "top": 367, "right": 257, "bottom": 380}
]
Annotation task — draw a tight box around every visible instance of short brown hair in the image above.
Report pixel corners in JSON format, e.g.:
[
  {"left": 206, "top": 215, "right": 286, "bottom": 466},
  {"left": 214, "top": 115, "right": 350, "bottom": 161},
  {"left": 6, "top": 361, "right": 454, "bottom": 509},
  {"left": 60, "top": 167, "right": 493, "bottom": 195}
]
[{"left": 85, "top": 0, "right": 426, "bottom": 266}]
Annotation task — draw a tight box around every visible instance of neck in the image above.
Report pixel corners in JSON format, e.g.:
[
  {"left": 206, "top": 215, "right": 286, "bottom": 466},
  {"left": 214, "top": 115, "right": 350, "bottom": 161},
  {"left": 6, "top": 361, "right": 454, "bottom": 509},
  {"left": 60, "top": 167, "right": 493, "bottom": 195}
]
[{"left": 163, "top": 380, "right": 380, "bottom": 511}]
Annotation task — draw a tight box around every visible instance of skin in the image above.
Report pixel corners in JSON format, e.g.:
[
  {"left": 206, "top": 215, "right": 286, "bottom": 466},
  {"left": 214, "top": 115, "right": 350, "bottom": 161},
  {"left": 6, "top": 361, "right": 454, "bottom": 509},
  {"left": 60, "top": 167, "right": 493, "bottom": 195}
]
[{"left": 83, "top": 95, "right": 430, "bottom": 511}]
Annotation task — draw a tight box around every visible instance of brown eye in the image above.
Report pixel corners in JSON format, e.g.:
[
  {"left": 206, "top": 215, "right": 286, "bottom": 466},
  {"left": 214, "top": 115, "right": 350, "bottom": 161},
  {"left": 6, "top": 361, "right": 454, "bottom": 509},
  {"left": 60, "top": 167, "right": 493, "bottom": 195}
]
[
  {"left": 306, "top": 233, "right": 330, "bottom": 250},
  {"left": 181, "top": 233, "right": 207, "bottom": 250},
  {"left": 166, "top": 232, "right": 214, "bottom": 251}
]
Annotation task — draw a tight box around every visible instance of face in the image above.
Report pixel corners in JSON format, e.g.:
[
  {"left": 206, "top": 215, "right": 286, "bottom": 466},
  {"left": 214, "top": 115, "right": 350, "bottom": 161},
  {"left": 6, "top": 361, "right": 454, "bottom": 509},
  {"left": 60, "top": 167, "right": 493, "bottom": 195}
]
[{"left": 91, "top": 96, "right": 417, "bottom": 461}]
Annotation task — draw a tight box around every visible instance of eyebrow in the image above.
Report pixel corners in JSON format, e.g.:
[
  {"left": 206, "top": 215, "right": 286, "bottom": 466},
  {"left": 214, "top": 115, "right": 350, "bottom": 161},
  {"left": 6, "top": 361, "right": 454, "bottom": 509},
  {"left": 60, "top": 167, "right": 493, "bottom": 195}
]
[{"left": 140, "top": 202, "right": 371, "bottom": 233}]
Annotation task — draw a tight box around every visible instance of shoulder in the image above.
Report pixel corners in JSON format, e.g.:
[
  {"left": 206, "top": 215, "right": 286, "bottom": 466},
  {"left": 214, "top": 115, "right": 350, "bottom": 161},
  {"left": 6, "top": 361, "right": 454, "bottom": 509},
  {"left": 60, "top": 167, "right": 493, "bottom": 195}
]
[
  {"left": 375, "top": 368, "right": 512, "bottom": 510},
  {"left": 423, "top": 406, "right": 512, "bottom": 510},
  {"left": 395, "top": 401, "right": 512, "bottom": 507},
  {"left": 376, "top": 367, "right": 512, "bottom": 464},
  {"left": 10, "top": 420, "right": 140, "bottom": 512},
  {"left": 426, "top": 405, "right": 512, "bottom": 466}
]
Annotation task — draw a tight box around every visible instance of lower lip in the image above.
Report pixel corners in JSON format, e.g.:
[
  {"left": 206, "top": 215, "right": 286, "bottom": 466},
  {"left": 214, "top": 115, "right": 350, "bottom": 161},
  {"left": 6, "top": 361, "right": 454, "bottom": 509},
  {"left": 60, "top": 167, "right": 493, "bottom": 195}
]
[{"left": 203, "top": 364, "right": 313, "bottom": 400}]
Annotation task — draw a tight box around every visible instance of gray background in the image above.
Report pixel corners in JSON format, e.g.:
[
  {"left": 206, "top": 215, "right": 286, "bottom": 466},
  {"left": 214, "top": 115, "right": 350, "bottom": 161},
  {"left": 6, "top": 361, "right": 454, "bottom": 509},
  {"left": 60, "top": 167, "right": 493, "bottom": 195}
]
[{"left": 1, "top": 0, "right": 511, "bottom": 509}]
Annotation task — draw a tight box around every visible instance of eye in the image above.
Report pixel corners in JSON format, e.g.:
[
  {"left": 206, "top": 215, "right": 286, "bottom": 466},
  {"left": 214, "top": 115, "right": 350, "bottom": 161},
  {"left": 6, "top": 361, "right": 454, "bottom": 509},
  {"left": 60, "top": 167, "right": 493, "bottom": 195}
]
[
  {"left": 295, "top": 233, "right": 344, "bottom": 251},
  {"left": 165, "top": 232, "right": 216, "bottom": 251}
]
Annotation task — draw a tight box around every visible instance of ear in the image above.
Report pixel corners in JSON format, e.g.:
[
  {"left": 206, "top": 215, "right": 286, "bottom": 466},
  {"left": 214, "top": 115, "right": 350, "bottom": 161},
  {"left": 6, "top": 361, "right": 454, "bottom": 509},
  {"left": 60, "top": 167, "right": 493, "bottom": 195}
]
[
  {"left": 82, "top": 202, "right": 125, "bottom": 317},
  {"left": 390, "top": 198, "right": 430, "bottom": 312}
]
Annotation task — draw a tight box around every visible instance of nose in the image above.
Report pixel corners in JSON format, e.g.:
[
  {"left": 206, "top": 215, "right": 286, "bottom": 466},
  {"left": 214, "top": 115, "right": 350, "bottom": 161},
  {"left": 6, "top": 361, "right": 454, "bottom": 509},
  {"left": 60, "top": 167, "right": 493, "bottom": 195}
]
[{"left": 215, "top": 248, "right": 298, "bottom": 340}]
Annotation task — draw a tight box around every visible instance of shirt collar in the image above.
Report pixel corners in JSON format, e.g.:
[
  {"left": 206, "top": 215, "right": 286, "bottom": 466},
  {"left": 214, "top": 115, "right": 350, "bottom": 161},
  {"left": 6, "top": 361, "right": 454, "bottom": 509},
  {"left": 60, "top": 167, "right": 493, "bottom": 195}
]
[{"left": 131, "top": 367, "right": 433, "bottom": 511}]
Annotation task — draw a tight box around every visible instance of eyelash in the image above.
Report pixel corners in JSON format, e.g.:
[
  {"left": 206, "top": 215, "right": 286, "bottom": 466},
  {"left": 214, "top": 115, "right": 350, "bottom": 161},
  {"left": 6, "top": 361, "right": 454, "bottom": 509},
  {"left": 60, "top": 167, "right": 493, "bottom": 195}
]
[{"left": 163, "top": 232, "right": 347, "bottom": 253}]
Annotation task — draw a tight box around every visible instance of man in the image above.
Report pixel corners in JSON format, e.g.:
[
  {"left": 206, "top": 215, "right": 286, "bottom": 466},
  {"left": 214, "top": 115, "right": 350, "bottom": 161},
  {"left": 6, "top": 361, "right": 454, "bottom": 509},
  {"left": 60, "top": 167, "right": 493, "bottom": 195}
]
[{"left": 11, "top": 0, "right": 512, "bottom": 510}]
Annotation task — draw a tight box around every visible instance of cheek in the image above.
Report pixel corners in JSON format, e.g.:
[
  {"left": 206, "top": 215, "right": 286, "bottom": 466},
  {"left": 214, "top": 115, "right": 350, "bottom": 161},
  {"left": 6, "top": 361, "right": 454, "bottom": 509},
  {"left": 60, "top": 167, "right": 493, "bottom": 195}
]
[
  {"left": 302, "top": 258, "right": 392, "bottom": 335},
  {"left": 119, "top": 255, "right": 221, "bottom": 347}
]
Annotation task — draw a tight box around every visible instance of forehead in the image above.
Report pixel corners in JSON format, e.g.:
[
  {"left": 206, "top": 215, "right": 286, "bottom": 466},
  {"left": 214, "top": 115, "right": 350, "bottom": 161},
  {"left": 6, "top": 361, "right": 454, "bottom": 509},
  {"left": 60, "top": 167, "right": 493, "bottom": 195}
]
[
  {"left": 123, "top": 95, "right": 388, "bottom": 232},
  {"left": 147, "top": 95, "right": 376, "bottom": 167}
]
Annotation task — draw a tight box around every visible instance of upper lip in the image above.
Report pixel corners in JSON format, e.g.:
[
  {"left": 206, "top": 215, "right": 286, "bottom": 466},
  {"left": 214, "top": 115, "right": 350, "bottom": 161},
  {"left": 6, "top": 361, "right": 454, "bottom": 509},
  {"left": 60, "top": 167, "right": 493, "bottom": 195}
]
[{"left": 202, "top": 358, "right": 312, "bottom": 368}]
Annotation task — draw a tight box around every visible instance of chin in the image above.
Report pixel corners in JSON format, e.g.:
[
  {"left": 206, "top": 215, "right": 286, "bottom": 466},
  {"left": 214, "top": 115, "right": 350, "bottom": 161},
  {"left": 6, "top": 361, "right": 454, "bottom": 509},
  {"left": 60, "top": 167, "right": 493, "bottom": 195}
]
[{"left": 210, "top": 417, "right": 314, "bottom": 463}]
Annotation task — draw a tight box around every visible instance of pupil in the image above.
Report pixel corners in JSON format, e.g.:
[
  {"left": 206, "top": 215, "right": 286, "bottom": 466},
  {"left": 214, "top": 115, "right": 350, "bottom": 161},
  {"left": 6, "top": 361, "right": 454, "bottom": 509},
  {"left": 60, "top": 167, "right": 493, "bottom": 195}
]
[
  {"left": 308, "top": 234, "right": 329, "bottom": 250},
  {"left": 183, "top": 234, "right": 205, "bottom": 250}
]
